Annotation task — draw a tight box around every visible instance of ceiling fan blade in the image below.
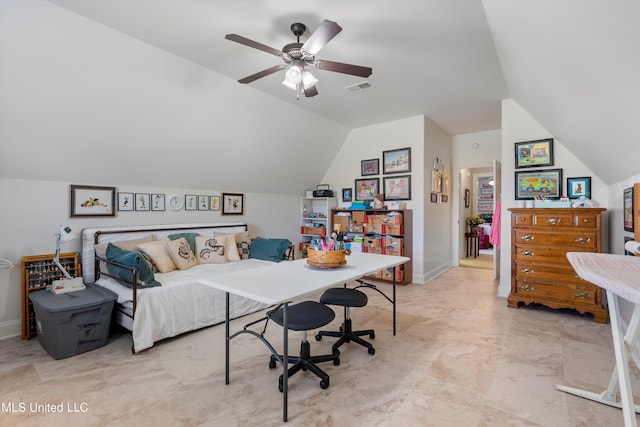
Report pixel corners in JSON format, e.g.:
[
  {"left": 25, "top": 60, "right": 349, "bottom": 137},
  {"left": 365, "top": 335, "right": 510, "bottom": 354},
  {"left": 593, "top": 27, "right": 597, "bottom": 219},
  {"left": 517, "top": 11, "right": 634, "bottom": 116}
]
[
  {"left": 225, "top": 34, "right": 283, "bottom": 57},
  {"left": 315, "top": 60, "right": 373, "bottom": 78},
  {"left": 238, "top": 65, "right": 286, "bottom": 84},
  {"left": 301, "top": 20, "right": 342, "bottom": 55},
  {"left": 304, "top": 85, "right": 319, "bottom": 97}
]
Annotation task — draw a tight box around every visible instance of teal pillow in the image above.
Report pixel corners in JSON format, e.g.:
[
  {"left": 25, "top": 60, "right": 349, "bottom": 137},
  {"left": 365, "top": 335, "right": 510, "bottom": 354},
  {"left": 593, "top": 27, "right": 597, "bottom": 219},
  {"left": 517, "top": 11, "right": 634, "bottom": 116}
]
[
  {"left": 249, "top": 237, "right": 292, "bottom": 262},
  {"left": 106, "top": 243, "right": 160, "bottom": 288},
  {"left": 168, "top": 233, "right": 199, "bottom": 253}
]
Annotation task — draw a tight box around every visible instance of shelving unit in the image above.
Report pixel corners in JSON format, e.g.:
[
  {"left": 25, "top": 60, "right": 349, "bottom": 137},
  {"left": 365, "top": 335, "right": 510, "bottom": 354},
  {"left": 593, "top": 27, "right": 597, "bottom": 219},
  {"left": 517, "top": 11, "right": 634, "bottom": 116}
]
[
  {"left": 299, "top": 197, "right": 336, "bottom": 258},
  {"left": 21, "top": 252, "right": 81, "bottom": 339},
  {"left": 331, "top": 209, "right": 412, "bottom": 285}
]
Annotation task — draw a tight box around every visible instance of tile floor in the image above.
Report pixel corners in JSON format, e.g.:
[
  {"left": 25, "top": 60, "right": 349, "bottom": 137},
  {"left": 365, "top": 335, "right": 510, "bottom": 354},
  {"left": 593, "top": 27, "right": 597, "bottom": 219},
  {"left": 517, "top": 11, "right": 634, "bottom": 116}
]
[{"left": 0, "top": 266, "right": 637, "bottom": 426}]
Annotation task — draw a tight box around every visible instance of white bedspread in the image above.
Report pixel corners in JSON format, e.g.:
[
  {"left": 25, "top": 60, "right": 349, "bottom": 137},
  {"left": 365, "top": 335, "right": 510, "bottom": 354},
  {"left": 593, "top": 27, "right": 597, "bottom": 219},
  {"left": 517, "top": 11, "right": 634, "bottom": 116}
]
[{"left": 97, "top": 260, "right": 272, "bottom": 353}]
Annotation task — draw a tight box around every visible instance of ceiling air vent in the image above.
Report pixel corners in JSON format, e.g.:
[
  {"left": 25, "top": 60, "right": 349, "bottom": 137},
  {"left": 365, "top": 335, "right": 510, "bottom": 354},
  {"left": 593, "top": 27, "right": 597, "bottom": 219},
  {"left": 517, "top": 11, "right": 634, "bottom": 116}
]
[{"left": 345, "top": 81, "right": 372, "bottom": 92}]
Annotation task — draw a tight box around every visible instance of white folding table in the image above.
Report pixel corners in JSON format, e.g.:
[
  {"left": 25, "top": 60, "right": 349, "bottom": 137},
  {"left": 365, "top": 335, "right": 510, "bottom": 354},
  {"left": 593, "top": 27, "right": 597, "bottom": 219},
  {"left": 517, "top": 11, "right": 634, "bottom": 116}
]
[
  {"left": 560, "top": 252, "right": 640, "bottom": 427},
  {"left": 199, "top": 252, "right": 410, "bottom": 422}
]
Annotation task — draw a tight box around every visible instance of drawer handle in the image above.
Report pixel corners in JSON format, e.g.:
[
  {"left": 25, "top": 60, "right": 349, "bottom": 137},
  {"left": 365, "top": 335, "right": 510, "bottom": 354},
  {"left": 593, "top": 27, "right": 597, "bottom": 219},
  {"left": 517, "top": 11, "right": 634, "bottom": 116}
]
[
  {"left": 520, "top": 268, "right": 534, "bottom": 274},
  {"left": 521, "top": 250, "right": 535, "bottom": 256},
  {"left": 546, "top": 217, "right": 561, "bottom": 224},
  {"left": 521, "top": 234, "right": 535, "bottom": 241},
  {"left": 574, "top": 236, "right": 592, "bottom": 243},
  {"left": 583, "top": 218, "right": 590, "bottom": 223},
  {"left": 520, "top": 284, "right": 535, "bottom": 291},
  {"left": 575, "top": 292, "right": 591, "bottom": 299}
]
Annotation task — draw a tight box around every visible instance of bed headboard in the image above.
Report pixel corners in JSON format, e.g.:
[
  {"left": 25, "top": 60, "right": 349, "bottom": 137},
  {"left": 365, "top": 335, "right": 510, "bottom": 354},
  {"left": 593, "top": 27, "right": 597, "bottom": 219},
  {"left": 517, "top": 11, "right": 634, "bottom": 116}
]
[{"left": 81, "top": 222, "right": 248, "bottom": 283}]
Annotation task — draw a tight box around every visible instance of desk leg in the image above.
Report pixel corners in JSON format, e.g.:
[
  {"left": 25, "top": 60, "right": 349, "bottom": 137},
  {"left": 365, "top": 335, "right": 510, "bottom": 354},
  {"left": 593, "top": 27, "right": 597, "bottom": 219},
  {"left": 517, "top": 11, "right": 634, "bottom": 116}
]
[
  {"left": 282, "top": 302, "right": 288, "bottom": 422},
  {"left": 556, "top": 291, "right": 640, "bottom": 427},
  {"left": 392, "top": 267, "right": 397, "bottom": 336},
  {"left": 225, "top": 291, "right": 230, "bottom": 385}
]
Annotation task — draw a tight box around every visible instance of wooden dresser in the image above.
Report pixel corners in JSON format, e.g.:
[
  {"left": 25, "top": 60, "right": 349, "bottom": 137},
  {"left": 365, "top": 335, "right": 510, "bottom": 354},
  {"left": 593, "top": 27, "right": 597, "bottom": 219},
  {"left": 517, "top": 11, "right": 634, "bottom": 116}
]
[{"left": 508, "top": 207, "right": 608, "bottom": 323}]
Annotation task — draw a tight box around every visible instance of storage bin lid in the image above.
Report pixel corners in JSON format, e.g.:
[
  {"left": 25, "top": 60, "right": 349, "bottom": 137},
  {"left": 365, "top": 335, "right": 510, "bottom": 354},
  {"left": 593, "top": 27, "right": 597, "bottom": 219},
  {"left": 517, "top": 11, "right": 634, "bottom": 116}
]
[{"left": 29, "top": 284, "right": 117, "bottom": 312}]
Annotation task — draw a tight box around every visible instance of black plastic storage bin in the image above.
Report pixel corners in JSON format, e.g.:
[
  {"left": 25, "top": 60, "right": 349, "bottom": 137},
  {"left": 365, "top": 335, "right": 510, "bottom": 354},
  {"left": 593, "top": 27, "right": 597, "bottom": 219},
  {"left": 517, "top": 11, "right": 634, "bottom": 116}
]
[{"left": 29, "top": 284, "right": 117, "bottom": 359}]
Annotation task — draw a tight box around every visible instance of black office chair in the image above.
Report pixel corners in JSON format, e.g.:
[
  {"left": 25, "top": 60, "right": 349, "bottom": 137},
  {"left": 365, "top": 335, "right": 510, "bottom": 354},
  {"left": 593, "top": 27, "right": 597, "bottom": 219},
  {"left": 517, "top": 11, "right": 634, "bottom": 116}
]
[
  {"left": 315, "top": 286, "right": 376, "bottom": 355},
  {"left": 268, "top": 301, "right": 340, "bottom": 390}
]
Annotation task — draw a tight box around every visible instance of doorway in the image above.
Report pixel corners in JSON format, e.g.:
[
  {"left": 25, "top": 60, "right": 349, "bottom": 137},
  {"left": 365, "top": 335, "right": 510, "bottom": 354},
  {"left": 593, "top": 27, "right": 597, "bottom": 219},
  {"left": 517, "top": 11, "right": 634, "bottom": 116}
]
[{"left": 458, "top": 167, "right": 496, "bottom": 271}]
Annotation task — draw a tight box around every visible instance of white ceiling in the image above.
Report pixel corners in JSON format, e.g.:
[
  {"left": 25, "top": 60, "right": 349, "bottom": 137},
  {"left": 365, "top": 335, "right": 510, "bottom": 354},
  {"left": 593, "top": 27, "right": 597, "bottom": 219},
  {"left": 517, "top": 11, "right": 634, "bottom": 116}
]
[{"left": 30, "top": 0, "right": 640, "bottom": 185}]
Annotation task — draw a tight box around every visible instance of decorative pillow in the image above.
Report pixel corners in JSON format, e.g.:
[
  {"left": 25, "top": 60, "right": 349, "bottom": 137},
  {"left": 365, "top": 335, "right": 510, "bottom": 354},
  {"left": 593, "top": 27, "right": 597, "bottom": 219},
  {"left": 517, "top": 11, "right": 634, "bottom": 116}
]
[
  {"left": 195, "top": 235, "right": 227, "bottom": 264},
  {"left": 136, "top": 239, "right": 177, "bottom": 273},
  {"left": 249, "top": 237, "right": 292, "bottom": 262},
  {"left": 139, "top": 251, "right": 159, "bottom": 273},
  {"left": 233, "top": 231, "right": 252, "bottom": 260},
  {"left": 168, "top": 233, "right": 199, "bottom": 254},
  {"left": 95, "top": 236, "right": 154, "bottom": 273},
  {"left": 166, "top": 237, "right": 197, "bottom": 270},
  {"left": 213, "top": 233, "right": 241, "bottom": 262},
  {"left": 105, "top": 243, "right": 160, "bottom": 288}
]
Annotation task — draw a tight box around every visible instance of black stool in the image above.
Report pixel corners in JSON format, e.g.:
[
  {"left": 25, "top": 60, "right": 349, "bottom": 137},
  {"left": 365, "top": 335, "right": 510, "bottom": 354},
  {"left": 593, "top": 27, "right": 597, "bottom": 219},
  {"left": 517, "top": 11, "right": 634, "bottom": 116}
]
[
  {"left": 268, "top": 301, "right": 340, "bottom": 390},
  {"left": 315, "top": 287, "right": 375, "bottom": 355}
]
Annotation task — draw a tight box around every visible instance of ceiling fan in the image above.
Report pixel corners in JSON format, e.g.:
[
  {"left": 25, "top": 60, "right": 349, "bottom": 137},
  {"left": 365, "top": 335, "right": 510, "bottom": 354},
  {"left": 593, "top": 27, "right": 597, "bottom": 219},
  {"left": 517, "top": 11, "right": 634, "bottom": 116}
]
[{"left": 225, "top": 20, "right": 373, "bottom": 98}]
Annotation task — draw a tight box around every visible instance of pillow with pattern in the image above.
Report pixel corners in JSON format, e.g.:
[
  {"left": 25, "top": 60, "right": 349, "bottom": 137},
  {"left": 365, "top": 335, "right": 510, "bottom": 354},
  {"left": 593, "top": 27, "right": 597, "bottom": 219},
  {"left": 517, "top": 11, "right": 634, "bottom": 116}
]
[
  {"left": 195, "top": 235, "right": 228, "bottom": 264},
  {"left": 212, "top": 232, "right": 242, "bottom": 262},
  {"left": 136, "top": 239, "right": 177, "bottom": 273},
  {"left": 166, "top": 237, "right": 197, "bottom": 270}
]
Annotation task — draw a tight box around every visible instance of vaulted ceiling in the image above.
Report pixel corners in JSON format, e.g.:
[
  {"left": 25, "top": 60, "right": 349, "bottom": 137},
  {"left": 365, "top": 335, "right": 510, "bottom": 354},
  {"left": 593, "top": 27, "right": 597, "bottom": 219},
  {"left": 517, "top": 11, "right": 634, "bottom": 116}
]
[{"left": 2, "top": 1, "right": 639, "bottom": 192}]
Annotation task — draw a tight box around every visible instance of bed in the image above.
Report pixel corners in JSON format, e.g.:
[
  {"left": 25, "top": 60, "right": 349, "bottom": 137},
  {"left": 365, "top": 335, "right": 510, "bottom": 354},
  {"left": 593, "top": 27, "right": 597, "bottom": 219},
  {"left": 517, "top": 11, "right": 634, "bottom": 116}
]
[{"left": 81, "top": 223, "right": 278, "bottom": 353}]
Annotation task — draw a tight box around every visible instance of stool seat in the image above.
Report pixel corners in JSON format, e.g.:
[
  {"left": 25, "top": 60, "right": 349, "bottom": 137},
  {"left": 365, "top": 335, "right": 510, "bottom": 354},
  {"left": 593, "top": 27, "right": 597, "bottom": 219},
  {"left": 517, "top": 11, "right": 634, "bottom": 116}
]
[
  {"left": 268, "top": 300, "right": 340, "bottom": 391},
  {"left": 270, "top": 301, "right": 335, "bottom": 331},
  {"left": 316, "top": 286, "right": 375, "bottom": 355},
  {"left": 320, "top": 287, "right": 368, "bottom": 308}
]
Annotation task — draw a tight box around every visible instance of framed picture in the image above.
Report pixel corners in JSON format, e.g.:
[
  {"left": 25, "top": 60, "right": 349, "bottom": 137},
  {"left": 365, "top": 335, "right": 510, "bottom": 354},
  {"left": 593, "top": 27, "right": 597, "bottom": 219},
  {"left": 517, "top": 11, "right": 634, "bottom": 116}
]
[
  {"left": 514, "top": 168, "right": 563, "bottom": 200},
  {"left": 342, "top": 188, "right": 352, "bottom": 203},
  {"left": 198, "top": 195, "right": 209, "bottom": 210},
  {"left": 210, "top": 195, "right": 220, "bottom": 211},
  {"left": 383, "top": 147, "right": 411, "bottom": 174},
  {"left": 566, "top": 177, "right": 591, "bottom": 199},
  {"left": 430, "top": 192, "right": 438, "bottom": 203},
  {"left": 431, "top": 170, "right": 442, "bottom": 193},
  {"left": 222, "top": 193, "right": 244, "bottom": 215},
  {"left": 383, "top": 175, "right": 411, "bottom": 201},
  {"left": 70, "top": 185, "right": 115, "bottom": 217},
  {"left": 624, "top": 187, "right": 634, "bottom": 232},
  {"left": 361, "top": 158, "right": 379, "bottom": 176},
  {"left": 441, "top": 194, "right": 448, "bottom": 203},
  {"left": 464, "top": 189, "right": 470, "bottom": 208},
  {"left": 135, "top": 193, "right": 150, "bottom": 211},
  {"left": 151, "top": 194, "right": 165, "bottom": 211},
  {"left": 117, "top": 192, "right": 134, "bottom": 211},
  {"left": 514, "top": 138, "right": 554, "bottom": 169},
  {"left": 185, "top": 195, "right": 197, "bottom": 211},
  {"left": 354, "top": 178, "right": 380, "bottom": 201}
]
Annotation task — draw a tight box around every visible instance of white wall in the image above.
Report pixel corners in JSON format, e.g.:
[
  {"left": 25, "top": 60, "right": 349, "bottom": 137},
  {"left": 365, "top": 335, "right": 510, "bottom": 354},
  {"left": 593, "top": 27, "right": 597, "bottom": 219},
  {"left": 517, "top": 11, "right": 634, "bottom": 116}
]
[
  {"left": 498, "top": 99, "right": 609, "bottom": 297},
  {"left": 321, "top": 115, "right": 434, "bottom": 282},
  {"left": 0, "top": 177, "right": 298, "bottom": 339}
]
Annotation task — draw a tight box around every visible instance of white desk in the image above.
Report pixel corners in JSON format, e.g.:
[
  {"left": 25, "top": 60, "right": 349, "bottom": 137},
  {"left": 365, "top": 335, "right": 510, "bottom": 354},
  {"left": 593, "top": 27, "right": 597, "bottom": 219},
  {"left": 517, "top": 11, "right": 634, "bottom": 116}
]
[
  {"left": 199, "top": 252, "right": 410, "bottom": 422},
  {"left": 561, "top": 252, "right": 640, "bottom": 427}
]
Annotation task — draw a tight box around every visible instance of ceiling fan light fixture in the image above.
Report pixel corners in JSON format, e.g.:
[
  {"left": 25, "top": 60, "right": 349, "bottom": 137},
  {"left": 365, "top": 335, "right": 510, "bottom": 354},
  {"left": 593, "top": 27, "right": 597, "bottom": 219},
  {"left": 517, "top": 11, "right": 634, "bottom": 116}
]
[
  {"left": 302, "top": 70, "right": 318, "bottom": 89},
  {"left": 281, "top": 78, "right": 297, "bottom": 90},
  {"left": 284, "top": 62, "right": 303, "bottom": 85}
]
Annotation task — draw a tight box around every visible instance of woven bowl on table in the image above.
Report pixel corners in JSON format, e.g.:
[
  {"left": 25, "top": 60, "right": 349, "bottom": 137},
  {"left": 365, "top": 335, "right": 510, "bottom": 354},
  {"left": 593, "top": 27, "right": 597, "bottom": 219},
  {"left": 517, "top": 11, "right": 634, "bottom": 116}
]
[{"left": 306, "top": 249, "right": 351, "bottom": 268}]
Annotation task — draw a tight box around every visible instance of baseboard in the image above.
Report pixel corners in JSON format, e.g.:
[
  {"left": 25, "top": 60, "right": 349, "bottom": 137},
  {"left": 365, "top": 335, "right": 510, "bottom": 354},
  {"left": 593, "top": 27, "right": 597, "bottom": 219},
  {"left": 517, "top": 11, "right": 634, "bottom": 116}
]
[
  {"left": 413, "top": 263, "right": 451, "bottom": 284},
  {"left": 0, "top": 319, "right": 21, "bottom": 341}
]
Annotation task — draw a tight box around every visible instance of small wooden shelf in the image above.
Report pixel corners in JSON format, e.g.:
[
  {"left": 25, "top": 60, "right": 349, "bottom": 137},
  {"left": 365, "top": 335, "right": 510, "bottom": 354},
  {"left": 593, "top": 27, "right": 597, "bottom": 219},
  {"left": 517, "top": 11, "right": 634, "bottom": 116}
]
[{"left": 21, "top": 252, "right": 81, "bottom": 339}]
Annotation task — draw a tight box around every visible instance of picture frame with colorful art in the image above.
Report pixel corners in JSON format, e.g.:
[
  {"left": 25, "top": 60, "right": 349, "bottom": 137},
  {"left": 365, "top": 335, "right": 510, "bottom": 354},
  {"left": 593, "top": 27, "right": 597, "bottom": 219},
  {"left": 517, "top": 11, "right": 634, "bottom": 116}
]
[
  {"left": 135, "top": 193, "right": 150, "bottom": 211},
  {"left": 514, "top": 138, "right": 554, "bottom": 169},
  {"left": 624, "top": 187, "right": 633, "bottom": 232},
  {"left": 361, "top": 158, "right": 379, "bottom": 176},
  {"left": 342, "top": 188, "right": 352, "bottom": 203},
  {"left": 118, "top": 192, "right": 134, "bottom": 211},
  {"left": 383, "top": 175, "right": 411, "bottom": 201},
  {"left": 354, "top": 178, "right": 379, "bottom": 201},
  {"left": 383, "top": 147, "right": 411, "bottom": 174},
  {"left": 514, "top": 168, "right": 562, "bottom": 200},
  {"left": 566, "top": 176, "right": 591, "bottom": 199}
]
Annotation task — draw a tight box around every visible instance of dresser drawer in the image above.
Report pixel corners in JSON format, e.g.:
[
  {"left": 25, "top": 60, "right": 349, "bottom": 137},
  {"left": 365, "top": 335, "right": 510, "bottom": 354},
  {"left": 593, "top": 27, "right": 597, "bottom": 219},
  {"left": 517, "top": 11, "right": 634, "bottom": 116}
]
[
  {"left": 574, "top": 213, "right": 599, "bottom": 228},
  {"left": 513, "top": 280, "right": 574, "bottom": 303},
  {"left": 513, "top": 213, "right": 533, "bottom": 226},
  {"left": 515, "top": 261, "right": 588, "bottom": 284},
  {"left": 514, "top": 245, "right": 594, "bottom": 263},
  {"left": 514, "top": 230, "right": 597, "bottom": 248},
  {"left": 532, "top": 213, "right": 574, "bottom": 227}
]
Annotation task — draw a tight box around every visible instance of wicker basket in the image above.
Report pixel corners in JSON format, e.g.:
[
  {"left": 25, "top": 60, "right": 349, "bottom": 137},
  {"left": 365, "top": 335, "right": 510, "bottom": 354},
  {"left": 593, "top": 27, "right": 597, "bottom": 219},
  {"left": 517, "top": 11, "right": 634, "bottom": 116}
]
[{"left": 307, "top": 249, "right": 350, "bottom": 268}]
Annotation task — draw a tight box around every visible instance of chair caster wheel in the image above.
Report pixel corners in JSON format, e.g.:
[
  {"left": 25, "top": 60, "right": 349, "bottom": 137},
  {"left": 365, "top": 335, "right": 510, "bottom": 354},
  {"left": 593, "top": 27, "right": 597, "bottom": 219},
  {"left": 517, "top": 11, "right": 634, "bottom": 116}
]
[
  {"left": 333, "top": 357, "right": 340, "bottom": 366},
  {"left": 370, "top": 332, "right": 375, "bottom": 339},
  {"left": 315, "top": 334, "right": 322, "bottom": 341},
  {"left": 269, "top": 359, "right": 277, "bottom": 369},
  {"left": 368, "top": 347, "right": 376, "bottom": 355},
  {"left": 320, "top": 378, "right": 329, "bottom": 389}
]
